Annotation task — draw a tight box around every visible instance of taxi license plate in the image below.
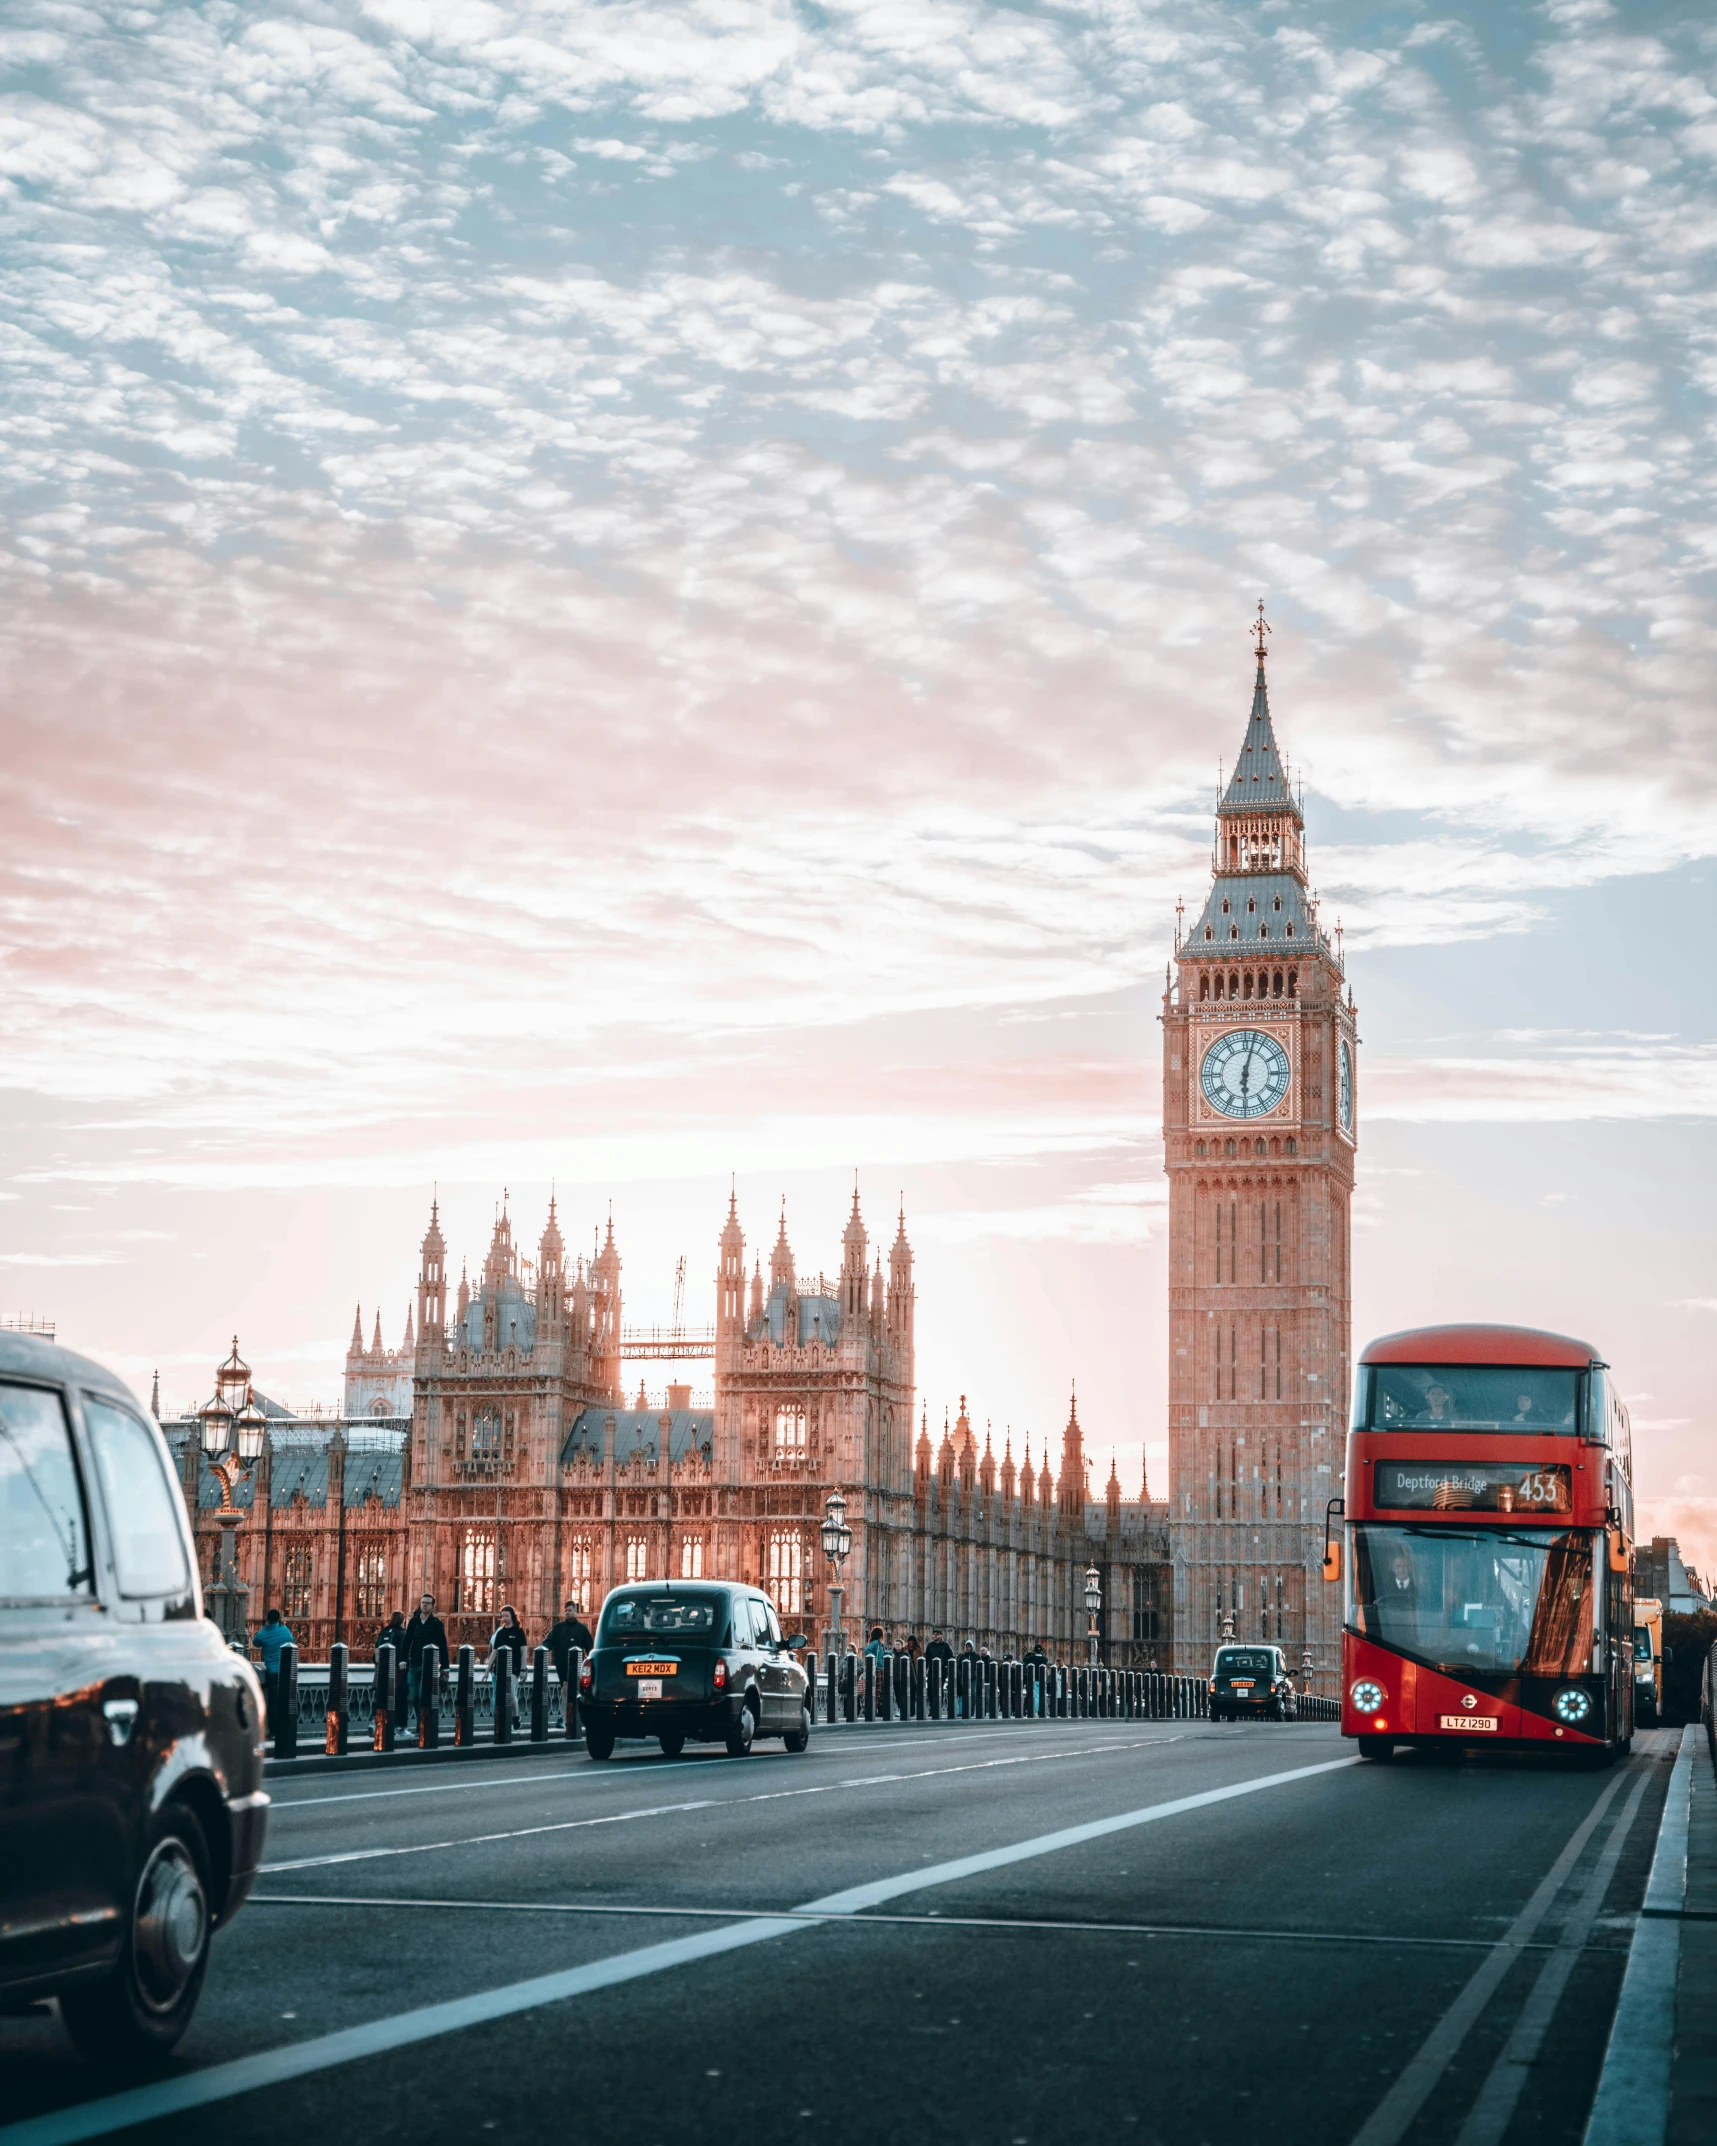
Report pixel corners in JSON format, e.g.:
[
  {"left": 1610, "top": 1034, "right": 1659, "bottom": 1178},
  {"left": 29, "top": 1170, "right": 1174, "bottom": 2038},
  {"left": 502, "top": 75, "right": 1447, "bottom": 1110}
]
[
  {"left": 636, "top": 1679, "right": 663, "bottom": 1700},
  {"left": 626, "top": 1661, "right": 676, "bottom": 1677},
  {"left": 1440, "top": 1714, "right": 1497, "bottom": 1731},
  {"left": 1232, "top": 1681, "right": 1254, "bottom": 1691}
]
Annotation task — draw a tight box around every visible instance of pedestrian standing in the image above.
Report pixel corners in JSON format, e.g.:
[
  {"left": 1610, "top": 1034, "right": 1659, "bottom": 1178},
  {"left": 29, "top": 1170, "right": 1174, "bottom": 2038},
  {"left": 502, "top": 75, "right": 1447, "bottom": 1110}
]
[
  {"left": 253, "top": 1608, "right": 294, "bottom": 1737},
  {"left": 404, "top": 1592, "right": 449, "bottom": 1733},
  {"left": 544, "top": 1597, "right": 592, "bottom": 1690},
  {"left": 489, "top": 1604, "right": 529, "bottom": 1727},
  {"left": 864, "top": 1626, "right": 887, "bottom": 1663}
]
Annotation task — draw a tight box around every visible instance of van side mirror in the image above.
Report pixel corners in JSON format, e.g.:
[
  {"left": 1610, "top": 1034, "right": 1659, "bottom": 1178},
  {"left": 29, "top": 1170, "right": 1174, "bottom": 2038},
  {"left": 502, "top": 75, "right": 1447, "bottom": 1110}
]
[
  {"left": 786, "top": 1634, "right": 808, "bottom": 1651},
  {"left": 1608, "top": 1531, "right": 1629, "bottom": 1574},
  {"left": 1322, "top": 1541, "right": 1342, "bottom": 1583}
]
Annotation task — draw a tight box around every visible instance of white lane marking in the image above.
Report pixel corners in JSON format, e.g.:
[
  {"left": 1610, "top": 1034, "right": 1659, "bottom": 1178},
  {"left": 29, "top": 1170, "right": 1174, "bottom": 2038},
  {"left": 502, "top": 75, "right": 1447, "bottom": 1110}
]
[
  {"left": 249, "top": 1890, "right": 1524, "bottom": 1952},
  {"left": 265, "top": 1722, "right": 1178, "bottom": 1809},
  {"left": 1455, "top": 1766, "right": 1653, "bottom": 2146},
  {"left": 1582, "top": 1725, "right": 1697, "bottom": 2146},
  {"left": 1350, "top": 1759, "right": 1638, "bottom": 2146},
  {"left": 261, "top": 1799, "right": 716, "bottom": 1873},
  {"left": 260, "top": 1736, "right": 1183, "bottom": 1873},
  {"left": 0, "top": 1754, "right": 1356, "bottom": 2146}
]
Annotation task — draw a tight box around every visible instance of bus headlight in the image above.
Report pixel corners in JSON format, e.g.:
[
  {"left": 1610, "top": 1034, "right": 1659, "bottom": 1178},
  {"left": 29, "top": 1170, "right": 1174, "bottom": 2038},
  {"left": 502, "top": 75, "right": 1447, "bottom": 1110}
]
[
  {"left": 1349, "top": 1679, "right": 1385, "bottom": 1715},
  {"left": 1553, "top": 1687, "right": 1593, "bottom": 1726}
]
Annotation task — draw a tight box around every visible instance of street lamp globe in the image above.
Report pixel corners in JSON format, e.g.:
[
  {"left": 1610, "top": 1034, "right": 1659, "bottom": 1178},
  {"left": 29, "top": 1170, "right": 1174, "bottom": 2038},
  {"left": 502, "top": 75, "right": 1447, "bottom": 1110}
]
[
  {"left": 234, "top": 1397, "right": 269, "bottom": 1463},
  {"left": 820, "top": 1490, "right": 852, "bottom": 1568},
  {"left": 199, "top": 1395, "right": 235, "bottom": 1456},
  {"left": 1083, "top": 1566, "right": 1102, "bottom": 1616}
]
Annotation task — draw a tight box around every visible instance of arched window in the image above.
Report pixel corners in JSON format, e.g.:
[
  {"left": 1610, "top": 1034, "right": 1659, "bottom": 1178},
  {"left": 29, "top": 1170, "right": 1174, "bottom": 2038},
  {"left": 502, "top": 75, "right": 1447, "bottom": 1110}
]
[
  {"left": 1243, "top": 971, "right": 1253, "bottom": 999},
  {"left": 1229, "top": 971, "right": 1240, "bottom": 997},
  {"left": 1287, "top": 969, "right": 1298, "bottom": 997},
  {"left": 1255, "top": 1138, "right": 1266, "bottom": 1157},
  {"left": 680, "top": 1536, "right": 705, "bottom": 1579},
  {"left": 1285, "top": 1137, "right": 1297, "bottom": 1155},
  {"left": 773, "top": 1403, "right": 806, "bottom": 1460},
  {"left": 1205, "top": 925, "right": 1214, "bottom": 941},
  {"left": 1221, "top": 898, "right": 1230, "bottom": 915},
  {"left": 1273, "top": 968, "right": 1283, "bottom": 997},
  {"left": 1195, "top": 1140, "right": 1207, "bottom": 1158},
  {"left": 1225, "top": 1137, "right": 1238, "bottom": 1158},
  {"left": 1199, "top": 973, "right": 1210, "bottom": 1001},
  {"left": 1285, "top": 921, "right": 1295, "bottom": 937},
  {"left": 1230, "top": 925, "right": 1240, "bottom": 941},
  {"left": 1259, "top": 923, "right": 1268, "bottom": 938},
  {"left": 625, "top": 1536, "right": 650, "bottom": 1582},
  {"left": 767, "top": 1530, "right": 804, "bottom": 1613},
  {"left": 1246, "top": 897, "right": 1256, "bottom": 914}
]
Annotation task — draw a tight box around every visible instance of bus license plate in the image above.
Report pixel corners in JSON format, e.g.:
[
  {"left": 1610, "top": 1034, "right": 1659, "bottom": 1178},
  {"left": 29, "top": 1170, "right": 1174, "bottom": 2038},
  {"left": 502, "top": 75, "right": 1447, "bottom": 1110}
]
[
  {"left": 636, "top": 1679, "right": 663, "bottom": 1700},
  {"left": 1439, "top": 1714, "right": 1497, "bottom": 1731}
]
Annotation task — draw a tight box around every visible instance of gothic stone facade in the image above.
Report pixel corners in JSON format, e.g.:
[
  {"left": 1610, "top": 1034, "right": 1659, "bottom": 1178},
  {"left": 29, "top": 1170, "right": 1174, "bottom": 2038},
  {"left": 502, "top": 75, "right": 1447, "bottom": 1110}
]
[
  {"left": 170, "top": 1191, "right": 1169, "bottom": 1665},
  {"left": 1164, "top": 650, "right": 1357, "bottom": 1679}
]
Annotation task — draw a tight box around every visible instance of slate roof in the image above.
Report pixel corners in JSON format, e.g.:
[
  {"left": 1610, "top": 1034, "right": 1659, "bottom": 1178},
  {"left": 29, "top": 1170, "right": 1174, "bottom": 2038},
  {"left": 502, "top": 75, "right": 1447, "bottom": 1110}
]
[
  {"left": 760, "top": 1283, "right": 841, "bottom": 1348},
  {"left": 167, "top": 1417, "right": 408, "bottom": 1509},
  {"left": 1220, "top": 664, "right": 1297, "bottom": 814},
  {"left": 1182, "top": 871, "right": 1320, "bottom": 961},
  {"left": 562, "top": 1407, "right": 715, "bottom": 1470},
  {"left": 461, "top": 1281, "right": 536, "bottom": 1355}
]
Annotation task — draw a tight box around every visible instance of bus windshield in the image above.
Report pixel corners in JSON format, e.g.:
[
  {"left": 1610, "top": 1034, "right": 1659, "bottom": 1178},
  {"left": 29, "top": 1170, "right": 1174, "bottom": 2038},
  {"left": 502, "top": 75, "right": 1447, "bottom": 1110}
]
[
  {"left": 1349, "top": 1525, "right": 1594, "bottom": 1678},
  {"left": 1363, "top": 1365, "right": 1580, "bottom": 1434}
]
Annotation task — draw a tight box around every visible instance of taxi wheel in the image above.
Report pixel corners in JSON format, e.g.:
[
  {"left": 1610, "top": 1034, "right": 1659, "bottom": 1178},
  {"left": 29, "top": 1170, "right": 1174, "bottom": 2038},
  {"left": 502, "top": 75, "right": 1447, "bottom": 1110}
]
[
  {"left": 584, "top": 1723, "right": 615, "bottom": 1761},
  {"left": 725, "top": 1700, "right": 756, "bottom": 1758},
  {"left": 658, "top": 1731, "right": 685, "bottom": 1759},
  {"left": 783, "top": 1706, "right": 811, "bottom": 1755},
  {"left": 62, "top": 1803, "right": 212, "bottom": 2068}
]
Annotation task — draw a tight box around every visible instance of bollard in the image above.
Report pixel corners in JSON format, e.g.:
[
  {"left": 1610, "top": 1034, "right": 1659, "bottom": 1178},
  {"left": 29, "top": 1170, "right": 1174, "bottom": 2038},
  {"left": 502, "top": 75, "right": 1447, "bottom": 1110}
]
[
  {"left": 419, "top": 1643, "right": 441, "bottom": 1749},
  {"left": 878, "top": 1651, "right": 893, "bottom": 1721},
  {"left": 373, "top": 1643, "right": 396, "bottom": 1752},
  {"left": 928, "top": 1655, "right": 943, "bottom": 1720},
  {"left": 1005, "top": 1659, "right": 1017, "bottom": 1718},
  {"left": 454, "top": 1644, "right": 476, "bottom": 1745},
  {"left": 273, "top": 1641, "right": 298, "bottom": 1762},
  {"left": 956, "top": 1654, "right": 970, "bottom": 1720},
  {"left": 909, "top": 1652, "right": 925, "bottom": 1721},
  {"left": 824, "top": 1652, "right": 838, "bottom": 1727},
  {"left": 491, "top": 1648, "right": 512, "bottom": 1745},
  {"left": 565, "top": 1646, "right": 583, "bottom": 1738},
  {"left": 395, "top": 1645, "right": 411, "bottom": 1732},
  {"left": 983, "top": 1655, "right": 996, "bottom": 1720},
  {"left": 531, "top": 1645, "right": 550, "bottom": 1742},
  {"left": 862, "top": 1650, "right": 876, "bottom": 1722},
  {"left": 840, "top": 1652, "right": 855, "bottom": 1723},
  {"left": 325, "top": 1641, "right": 349, "bottom": 1756}
]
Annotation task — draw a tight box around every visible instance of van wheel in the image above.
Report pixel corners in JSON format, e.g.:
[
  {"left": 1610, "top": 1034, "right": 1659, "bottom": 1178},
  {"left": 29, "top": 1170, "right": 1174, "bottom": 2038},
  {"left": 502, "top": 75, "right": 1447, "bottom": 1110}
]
[
  {"left": 657, "top": 1731, "right": 685, "bottom": 1759},
  {"left": 1357, "top": 1735, "right": 1394, "bottom": 1762},
  {"left": 783, "top": 1706, "right": 811, "bottom": 1755},
  {"left": 584, "top": 1724, "right": 615, "bottom": 1761},
  {"left": 725, "top": 1701, "right": 755, "bottom": 1758},
  {"left": 62, "top": 1804, "right": 212, "bottom": 2068}
]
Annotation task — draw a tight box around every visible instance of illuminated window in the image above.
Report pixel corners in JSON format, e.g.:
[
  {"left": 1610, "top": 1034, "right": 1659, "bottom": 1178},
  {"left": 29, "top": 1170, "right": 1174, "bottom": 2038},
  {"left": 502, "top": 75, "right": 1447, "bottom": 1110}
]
[
  {"left": 625, "top": 1536, "right": 650, "bottom": 1583},
  {"left": 354, "top": 1542, "right": 387, "bottom": 1621},
  {"left": 459, "top": 1529, "right": 495, "bottom": 1615},
  {"left": 472, "top": 1408, "right": 502, "bottom": 1458},
  {"left": 767, "top": 1530, "right": 804, "bottom": 1613},
  {"left": 773, "top": 1403, "right": 806, "bottom": 1460},
  {"left": 680, "top": 1536, "right": 705, "bottom": 1579},
  {"left": 283, "top": 1547, "right": 313, "bottom": 1623},
  {"left": 567, "top": 1539, "right": 592, "bottom": 1591}
]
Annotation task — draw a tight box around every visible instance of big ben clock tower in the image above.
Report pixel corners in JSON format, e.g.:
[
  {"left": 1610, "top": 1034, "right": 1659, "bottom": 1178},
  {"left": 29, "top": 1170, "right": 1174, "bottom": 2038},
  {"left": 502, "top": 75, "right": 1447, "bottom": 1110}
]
[{"left": 1164, "top": 611, "right": 1357, "bottom": 1685}]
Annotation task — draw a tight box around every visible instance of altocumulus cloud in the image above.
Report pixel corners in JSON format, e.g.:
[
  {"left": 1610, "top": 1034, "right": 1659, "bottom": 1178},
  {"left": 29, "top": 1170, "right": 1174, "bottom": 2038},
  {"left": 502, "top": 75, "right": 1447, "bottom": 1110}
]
[{"left": 1, "top": 0, "right": 1716, "bottom": 1186}]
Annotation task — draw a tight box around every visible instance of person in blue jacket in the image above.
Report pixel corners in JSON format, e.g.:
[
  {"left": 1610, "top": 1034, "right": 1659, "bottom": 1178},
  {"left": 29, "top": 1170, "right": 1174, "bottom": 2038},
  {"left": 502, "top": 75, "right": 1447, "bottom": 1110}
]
[{"left": 253, "top": 1607, "right": 295, "bottom": 1735}]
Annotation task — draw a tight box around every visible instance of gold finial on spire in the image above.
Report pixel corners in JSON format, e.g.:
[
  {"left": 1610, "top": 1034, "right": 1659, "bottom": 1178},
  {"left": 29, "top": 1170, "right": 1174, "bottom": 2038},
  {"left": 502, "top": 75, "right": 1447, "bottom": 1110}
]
[{"left": 1252, "top": 598, "right": 1271, "bottom": 664}]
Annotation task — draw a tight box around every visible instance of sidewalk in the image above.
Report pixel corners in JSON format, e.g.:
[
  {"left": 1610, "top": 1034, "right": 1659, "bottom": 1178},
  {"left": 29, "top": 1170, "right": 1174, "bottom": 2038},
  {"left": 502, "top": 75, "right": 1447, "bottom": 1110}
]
[{"left": 1669, "top": 1721, "right": 1717, "bottom": 2144}]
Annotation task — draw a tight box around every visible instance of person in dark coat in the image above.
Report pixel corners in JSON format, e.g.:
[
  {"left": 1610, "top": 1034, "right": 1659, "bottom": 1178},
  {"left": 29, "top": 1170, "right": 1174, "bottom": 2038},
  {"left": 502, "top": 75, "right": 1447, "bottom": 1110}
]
[
  {"left": 489, "top": 1605, "right": 529, "bottom": 1726},
  {"left": 374, "top": 1610, "right": 406, "bottom": 1665},
  {"left": 924, "top": 1630, "right": 954, "bottom": 1667},
  {"left": 404, "top": 1593, "right": 450, "bottom": 1729},
  {"left": 543, "top": 1598, "right": 592, "bottom": 1688}
]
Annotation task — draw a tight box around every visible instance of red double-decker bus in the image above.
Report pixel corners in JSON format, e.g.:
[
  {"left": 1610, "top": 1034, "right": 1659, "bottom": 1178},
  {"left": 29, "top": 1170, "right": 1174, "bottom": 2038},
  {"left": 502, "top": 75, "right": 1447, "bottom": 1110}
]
[{"left": 1335, "top": 1324, "right": 1635, "bottom": 1761}]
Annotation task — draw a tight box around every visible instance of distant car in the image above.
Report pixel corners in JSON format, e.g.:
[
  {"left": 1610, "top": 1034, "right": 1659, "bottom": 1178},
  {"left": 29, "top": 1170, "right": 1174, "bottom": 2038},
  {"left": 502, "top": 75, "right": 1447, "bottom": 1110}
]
[
  {"left": 579, "top": 1583, "right": 811, "bottom": 1760},
  {"left": 0, "top": 1334, "right": 268, "bottom": 2064},
  {"left": 1209, "top": 1645, "right": 1299, "bottom": 1722}
]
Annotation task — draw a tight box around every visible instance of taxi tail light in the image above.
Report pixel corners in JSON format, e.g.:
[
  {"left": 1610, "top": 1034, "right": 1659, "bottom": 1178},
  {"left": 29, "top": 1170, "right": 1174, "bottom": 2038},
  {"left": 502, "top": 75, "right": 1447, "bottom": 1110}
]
[
  {"left": 578, "top": 1658, "right": 593, "bottom": 1691},
  {"left": 713, "top": 1658, "right": 728, "bottom": 1692}
]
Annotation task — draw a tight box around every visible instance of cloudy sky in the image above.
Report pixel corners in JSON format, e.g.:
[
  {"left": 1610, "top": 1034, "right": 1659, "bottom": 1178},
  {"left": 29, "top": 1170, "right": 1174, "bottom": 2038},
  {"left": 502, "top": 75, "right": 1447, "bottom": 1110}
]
[{"left": 2, "top": 0, "right": 1713, "bottom": 1559}]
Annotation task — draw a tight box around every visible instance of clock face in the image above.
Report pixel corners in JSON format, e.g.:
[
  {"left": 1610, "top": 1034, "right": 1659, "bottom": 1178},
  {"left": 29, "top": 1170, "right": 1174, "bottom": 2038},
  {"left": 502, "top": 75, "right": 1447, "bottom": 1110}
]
[
  {"left": 1201, "top": 1028, "right": 1292, "bottom": 1120},
  {"left": 1338, "top": 1039, "right": 1354, "bottom": 1133}
]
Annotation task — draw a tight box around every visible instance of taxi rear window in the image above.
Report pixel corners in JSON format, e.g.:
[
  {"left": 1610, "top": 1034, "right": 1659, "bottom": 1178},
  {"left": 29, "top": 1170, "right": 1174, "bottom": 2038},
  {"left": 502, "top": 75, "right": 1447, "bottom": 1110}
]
[
  {"left": 601, "top": 1592, "right": 721, "bottom": 1637},
  {"left": 1214, "top": 1650, "right": 1273, "bottom": 1676}
]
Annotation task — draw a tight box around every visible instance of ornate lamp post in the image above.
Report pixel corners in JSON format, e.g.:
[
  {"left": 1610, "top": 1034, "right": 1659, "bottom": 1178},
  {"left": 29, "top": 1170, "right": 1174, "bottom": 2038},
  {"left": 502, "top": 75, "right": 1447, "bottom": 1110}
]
[
  {"left": 1300, "top": 1644, "right": 1316, "bottom": 1695},
  {"left": 1084, "top": 1565, "right": 1102, "bottom": 1669},
  {"left": 820, "top": 1489, "right": 853, "bottom": 1656},
  {"left": 1220, "top": 1608, "right": 1236, "bottom": 1644},
  {"left": 199, "top": 1338, "right": 267, "bottom": 1645}
]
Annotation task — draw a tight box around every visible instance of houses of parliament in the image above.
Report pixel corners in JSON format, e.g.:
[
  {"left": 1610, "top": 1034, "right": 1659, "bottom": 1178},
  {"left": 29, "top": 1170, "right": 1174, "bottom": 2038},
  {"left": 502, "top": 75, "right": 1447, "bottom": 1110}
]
[{"left": 164, "top": 636, "right": 1354, "bottom": 1681}]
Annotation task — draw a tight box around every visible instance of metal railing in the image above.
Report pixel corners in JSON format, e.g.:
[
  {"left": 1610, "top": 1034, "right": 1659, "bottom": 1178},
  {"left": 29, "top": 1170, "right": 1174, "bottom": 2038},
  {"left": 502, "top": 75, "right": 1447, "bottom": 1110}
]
[{"left": 259, "top": 1642, "right": 1339, "bottom": 1762}]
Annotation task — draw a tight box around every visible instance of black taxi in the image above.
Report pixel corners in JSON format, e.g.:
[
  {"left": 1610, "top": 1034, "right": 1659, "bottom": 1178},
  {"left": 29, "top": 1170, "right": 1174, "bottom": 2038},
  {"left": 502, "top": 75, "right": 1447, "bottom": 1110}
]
[
  {"left": 580, "top": 1582, "right": 811, "bottom": 1760},
  {"left": 0, "top": 1334, "right": 268, "bottom": 2063},
  {"left": 1209, "top": 1644, "right": 1299, "bottom": 1721}
]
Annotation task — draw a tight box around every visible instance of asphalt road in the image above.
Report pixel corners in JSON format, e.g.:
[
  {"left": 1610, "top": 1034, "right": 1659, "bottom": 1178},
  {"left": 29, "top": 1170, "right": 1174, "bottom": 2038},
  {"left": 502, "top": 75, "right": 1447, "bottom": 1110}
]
[{"left": 0, "top": 1718, "right": 1681, "bottom": 2146}]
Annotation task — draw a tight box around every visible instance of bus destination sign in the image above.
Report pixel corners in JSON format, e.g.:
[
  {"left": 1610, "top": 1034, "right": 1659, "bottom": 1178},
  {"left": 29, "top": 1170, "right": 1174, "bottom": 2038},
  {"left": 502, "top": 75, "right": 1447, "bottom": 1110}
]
[{"left": 1373, "top": 1461, "right": 1572, "bottom": 1514}]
